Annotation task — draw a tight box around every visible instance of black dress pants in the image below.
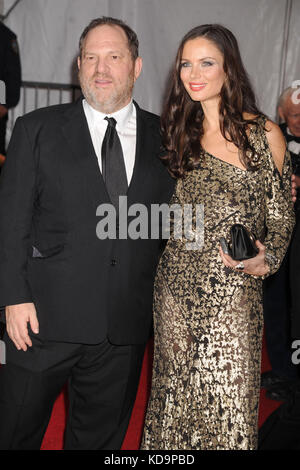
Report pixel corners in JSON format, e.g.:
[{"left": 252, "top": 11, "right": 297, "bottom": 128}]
[
  {"left": 263, "top": 248, "right": 298, "bottom": 379},
  {"left": 0, "top": 332, "right": 145, "bottom": 450}
]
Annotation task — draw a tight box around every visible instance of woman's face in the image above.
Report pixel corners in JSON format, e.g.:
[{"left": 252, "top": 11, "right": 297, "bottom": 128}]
[{"left": 180, "top": 37, "right": 226, "bottom": 104}]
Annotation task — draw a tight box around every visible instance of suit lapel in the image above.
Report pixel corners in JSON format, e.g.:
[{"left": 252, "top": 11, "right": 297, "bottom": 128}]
[
  {"left": 127, "top": 102, "right": 160, "bottom": 205},
  {"left": 61, "top": 98, "right": 110, "bottom": 204}
]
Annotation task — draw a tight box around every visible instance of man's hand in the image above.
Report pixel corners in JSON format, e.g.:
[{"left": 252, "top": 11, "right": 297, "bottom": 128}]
[
  {"left": 293, "top": 174, "right": 300, "bottom": 189},
  {"left": 0, "top": 104, "right": 8, "bottom": 119},
  {"left": 5, "top": 303, "right": 39, "bottom": 351}
]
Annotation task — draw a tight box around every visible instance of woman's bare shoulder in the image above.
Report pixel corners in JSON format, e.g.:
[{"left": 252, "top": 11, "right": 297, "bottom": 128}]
[{"left": 264, "top": 120, "right": 286, "bottom": 175}]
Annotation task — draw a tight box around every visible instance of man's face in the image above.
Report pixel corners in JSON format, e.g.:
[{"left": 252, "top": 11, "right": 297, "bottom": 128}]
[
  {"left": 279, "top": 95, "right": 300, "bottom": 137},
  {"left": 78, "top": 24, "right": 142, "bottom": 114}
]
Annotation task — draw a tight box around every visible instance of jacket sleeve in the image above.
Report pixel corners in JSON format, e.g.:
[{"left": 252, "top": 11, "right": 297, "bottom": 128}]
[
  {"left": 0, "top": 117, "right": 36, "bottom": 307},
  {"left": 262, "top": 147, "right": 295, "bottom": 277}
]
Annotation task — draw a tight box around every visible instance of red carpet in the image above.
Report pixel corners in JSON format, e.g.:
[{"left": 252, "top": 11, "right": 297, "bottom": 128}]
[{"left": 40, "top": 334, "right": 282, "bottom": 450}]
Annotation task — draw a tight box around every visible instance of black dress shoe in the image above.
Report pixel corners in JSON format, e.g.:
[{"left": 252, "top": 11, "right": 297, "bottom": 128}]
[
  {"left": 261, "top": 370, "right": 289, "bottom": 389},
  {"left": 265, "top": 384, "right": 293, "bottom": 402}
]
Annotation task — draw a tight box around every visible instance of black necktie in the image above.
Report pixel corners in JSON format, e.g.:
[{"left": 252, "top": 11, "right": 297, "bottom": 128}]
[{"left": 101, "top": 117, "right": 128, "bottom": 208}]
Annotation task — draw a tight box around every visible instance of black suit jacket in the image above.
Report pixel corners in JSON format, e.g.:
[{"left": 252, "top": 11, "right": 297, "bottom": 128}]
[{"left": 0, "top": 98, "right": 175, "bottom": 344}]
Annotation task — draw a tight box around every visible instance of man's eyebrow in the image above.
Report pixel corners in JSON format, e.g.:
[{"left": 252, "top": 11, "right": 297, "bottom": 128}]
[{"left": 84, "top": 49, "right": 125, "bottom": 54}]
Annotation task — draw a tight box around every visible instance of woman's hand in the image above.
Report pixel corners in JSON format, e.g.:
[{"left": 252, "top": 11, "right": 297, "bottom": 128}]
[{"left": 219, "top": 239, "right": 270, "bottom": 277}]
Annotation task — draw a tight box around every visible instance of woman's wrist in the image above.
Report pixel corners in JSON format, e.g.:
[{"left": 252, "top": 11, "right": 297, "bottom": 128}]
[{"left": 261, "top": 251, "right": 278, "bottom": 278}]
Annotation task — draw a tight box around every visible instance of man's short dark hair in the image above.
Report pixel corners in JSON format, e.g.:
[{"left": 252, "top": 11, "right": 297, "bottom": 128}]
[{"left": 79, "top": 17, "right": 139, "bottom": 60}]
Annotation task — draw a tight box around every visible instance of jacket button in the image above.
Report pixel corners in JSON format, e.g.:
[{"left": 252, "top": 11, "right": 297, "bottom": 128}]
[{"left": 111, "top": 259, "right": 117, "bottom": 266}]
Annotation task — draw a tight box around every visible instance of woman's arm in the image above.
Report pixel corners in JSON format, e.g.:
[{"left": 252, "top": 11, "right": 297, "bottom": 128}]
[
  {"left": 219, "top": 120, "right": 295, "bottom": 277},
  {"left": 261, "top": 120, "right": 295, "bottom": 276}
]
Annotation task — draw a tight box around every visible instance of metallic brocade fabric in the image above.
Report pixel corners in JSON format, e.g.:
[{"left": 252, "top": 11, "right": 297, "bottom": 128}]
[{"left": 141, "top": 116, "right": 295, "bottom": 450}]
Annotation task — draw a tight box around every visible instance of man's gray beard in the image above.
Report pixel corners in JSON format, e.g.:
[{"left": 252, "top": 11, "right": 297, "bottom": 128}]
[{"left": 79, "top": 74, "right": 134, "bottom": 114}]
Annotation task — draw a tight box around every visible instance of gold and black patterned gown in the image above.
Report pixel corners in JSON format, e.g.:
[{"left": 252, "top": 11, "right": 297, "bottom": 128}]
[{"left": 141, "top": 116, "right": 295, "bottom": 450}]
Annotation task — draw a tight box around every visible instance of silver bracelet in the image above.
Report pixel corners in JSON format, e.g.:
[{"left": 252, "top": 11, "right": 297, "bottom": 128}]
[{"left": 265, "top": 252, "right": 278, "bottom": 270}]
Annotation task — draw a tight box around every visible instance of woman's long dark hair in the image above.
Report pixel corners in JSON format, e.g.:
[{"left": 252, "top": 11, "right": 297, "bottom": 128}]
[{"left": 161, "top": 24, "right": 263, "bottom": 178}]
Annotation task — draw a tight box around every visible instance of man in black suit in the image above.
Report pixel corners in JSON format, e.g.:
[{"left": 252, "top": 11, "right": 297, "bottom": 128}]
[
  {"left": 0, "top": 22, "right": 21, "bottom": 338},
  {"left": 0, "top": 17, "right": 174, "bottom": 450},
  {"left": 262, "top": 86, "right": 300, "bottom": 399},
  {"left": 289, "top": 85, "right": 300, "bottom": 345}
]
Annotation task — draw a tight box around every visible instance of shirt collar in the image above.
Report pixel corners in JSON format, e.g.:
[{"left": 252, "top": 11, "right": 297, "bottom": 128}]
[{"left": 83, "top": 99, "right": 134, "bottom": 132}]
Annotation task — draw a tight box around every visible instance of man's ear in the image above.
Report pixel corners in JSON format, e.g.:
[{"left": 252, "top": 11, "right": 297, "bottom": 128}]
[
  {"left": 278, "top": 105, "right": 285, "bottom": 123},
  {"left": 134, "top": 57, "right": 143, "bottom": 82},
  {"left": 77, "top": 56, "right": 81, "bottom": 71}
]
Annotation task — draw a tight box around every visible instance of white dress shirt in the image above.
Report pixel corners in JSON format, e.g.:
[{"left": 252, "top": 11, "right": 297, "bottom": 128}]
[
  {"left": 82, "top": 99, "right": 137, "bottom": 185},
  {"left": 287, "top": 127, "right": 300, "bottom": 155}
]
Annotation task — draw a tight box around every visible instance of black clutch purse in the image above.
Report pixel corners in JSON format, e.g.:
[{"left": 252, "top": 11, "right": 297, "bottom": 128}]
[{"left": 220, "top": 224, "right": 258, "bottom": 261}]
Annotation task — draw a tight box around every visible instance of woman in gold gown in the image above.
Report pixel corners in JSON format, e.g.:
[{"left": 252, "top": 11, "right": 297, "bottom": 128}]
[{"left": 141, "top": 24, "right": 295, "bottom": 450}]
